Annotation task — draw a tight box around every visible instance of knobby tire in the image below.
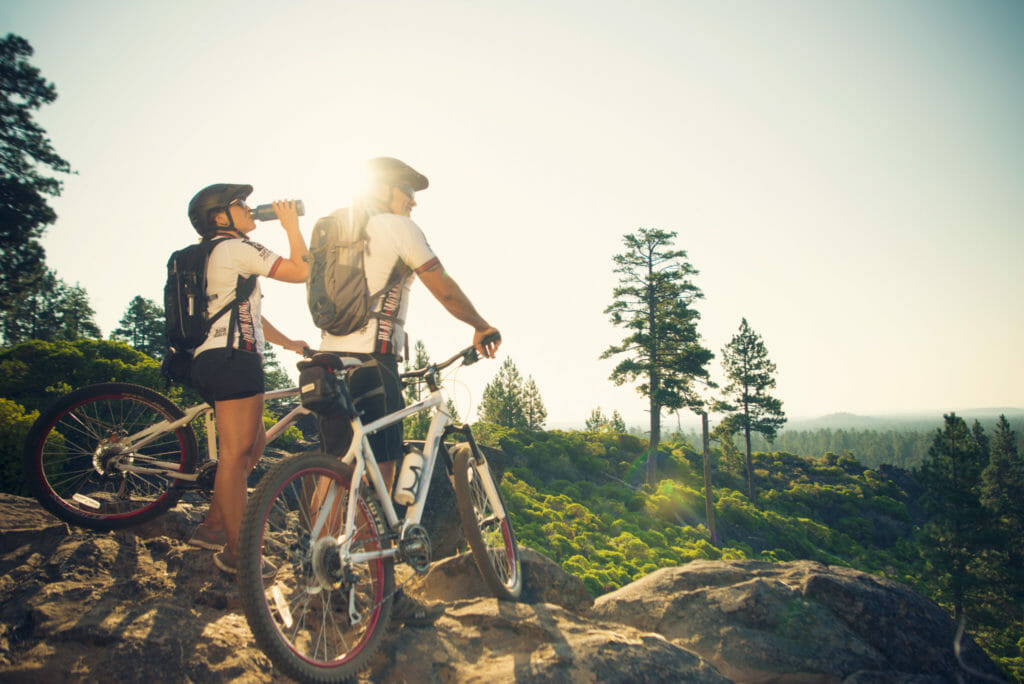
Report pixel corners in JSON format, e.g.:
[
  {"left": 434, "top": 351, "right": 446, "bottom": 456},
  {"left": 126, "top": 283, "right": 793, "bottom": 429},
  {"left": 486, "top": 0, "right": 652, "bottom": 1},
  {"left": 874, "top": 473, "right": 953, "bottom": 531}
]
[
  {"left": 451, "top": 443, "right": 523, "bottom": 600},
  {"left": 238, "top": 452, "right": 394, "bottom": 684},
  {"left": 22, "top": 382, "right": 197, "bottom": 530}
]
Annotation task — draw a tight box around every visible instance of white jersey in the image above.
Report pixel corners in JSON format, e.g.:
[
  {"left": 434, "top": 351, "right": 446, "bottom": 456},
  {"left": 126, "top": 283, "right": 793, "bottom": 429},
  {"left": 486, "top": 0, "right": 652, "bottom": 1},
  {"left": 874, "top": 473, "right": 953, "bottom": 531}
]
[
  {"left": 319, "top": 212, "right": 437, "bottom": 359},
  {"left": 193, "top": 236, "right": 283, "bottom": 357}
]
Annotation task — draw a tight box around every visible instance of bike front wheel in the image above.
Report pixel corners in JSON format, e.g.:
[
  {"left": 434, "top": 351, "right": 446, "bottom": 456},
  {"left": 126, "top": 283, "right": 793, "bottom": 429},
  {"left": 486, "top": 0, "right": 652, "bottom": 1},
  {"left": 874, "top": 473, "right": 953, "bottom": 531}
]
[
  {"left": 22, "top": 382, "right": 197, "bottom": 530},
  {"left": 238, "top": 452, "right": 395, "bottom": 684},
  {"left": 451, "top": 442, "right": 523, "bottom": 600}
]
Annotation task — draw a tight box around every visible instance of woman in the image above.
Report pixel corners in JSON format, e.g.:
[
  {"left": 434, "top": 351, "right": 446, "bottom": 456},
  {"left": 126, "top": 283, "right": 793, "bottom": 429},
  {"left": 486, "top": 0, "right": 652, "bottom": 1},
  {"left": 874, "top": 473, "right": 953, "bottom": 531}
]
[{"left": 184, "top": 183, "right": 309, "bottom": 576}]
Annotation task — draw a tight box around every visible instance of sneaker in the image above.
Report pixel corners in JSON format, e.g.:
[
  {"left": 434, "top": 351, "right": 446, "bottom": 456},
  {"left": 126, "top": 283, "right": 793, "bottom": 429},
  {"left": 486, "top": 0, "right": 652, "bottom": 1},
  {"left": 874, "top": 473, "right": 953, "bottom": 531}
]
[
  {"left": 213, "top": 547, "right": 278, "bottom": 581},
  {"left": 390, "top": 589, "right": 444, "bottom": 627},
  {"left": 188, "top": 524, "right": 226, "bottom": 550}
]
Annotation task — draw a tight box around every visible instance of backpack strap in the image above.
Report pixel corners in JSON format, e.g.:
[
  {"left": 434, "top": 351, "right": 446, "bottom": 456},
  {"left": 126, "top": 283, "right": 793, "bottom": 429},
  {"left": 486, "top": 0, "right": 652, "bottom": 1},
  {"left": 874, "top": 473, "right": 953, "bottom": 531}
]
[{"left": 203, "top": 236, "right": 258, "bottom": 350}]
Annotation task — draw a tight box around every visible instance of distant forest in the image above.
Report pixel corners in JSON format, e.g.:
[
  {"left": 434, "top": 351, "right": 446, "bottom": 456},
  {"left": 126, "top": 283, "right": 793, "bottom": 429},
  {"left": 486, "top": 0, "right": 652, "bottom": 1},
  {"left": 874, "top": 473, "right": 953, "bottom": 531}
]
[{"left": 668, "top": 414, "right": 1024, "bottom": 470}]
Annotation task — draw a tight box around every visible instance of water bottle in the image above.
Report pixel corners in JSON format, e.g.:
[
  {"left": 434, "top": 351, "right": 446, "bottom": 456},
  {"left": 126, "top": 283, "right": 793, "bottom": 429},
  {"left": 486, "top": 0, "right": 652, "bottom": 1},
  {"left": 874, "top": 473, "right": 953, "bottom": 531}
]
[
  {"left": 394, "top": 448, "right": 425, "bottom": 506},
  {"left": 250, "top": 200, "right": 305, "bottom": 221}
]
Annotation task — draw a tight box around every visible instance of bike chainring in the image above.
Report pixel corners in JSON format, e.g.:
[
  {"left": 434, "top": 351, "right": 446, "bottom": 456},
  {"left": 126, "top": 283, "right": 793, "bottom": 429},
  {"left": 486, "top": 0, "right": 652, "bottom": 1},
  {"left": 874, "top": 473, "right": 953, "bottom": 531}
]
[
  {"left": 194, "top": 461, "right": 218, "bottom": 499},
  {"left": 397, "top": 524, "right": 432, "bottom": 574}
]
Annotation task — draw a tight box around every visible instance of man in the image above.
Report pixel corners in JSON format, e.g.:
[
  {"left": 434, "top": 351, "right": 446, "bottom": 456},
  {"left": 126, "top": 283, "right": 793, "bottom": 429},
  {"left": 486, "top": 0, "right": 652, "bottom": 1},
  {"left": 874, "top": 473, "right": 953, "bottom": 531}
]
[{"left": 318, "top": 157, "right": 501, "bottom": 489}]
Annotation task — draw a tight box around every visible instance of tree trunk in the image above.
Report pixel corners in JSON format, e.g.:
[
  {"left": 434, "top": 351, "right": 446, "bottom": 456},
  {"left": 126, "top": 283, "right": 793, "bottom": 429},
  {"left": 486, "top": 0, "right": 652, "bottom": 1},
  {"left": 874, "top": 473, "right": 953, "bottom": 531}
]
[
  {"left": 702, "top": 412, "right": 717, "bottom": 544},
  {"left": 744, "top": 424, "right": 754, "bottom": 503},
  {"left": 647, "top": 395, "right": 660, "bottom": 488}
]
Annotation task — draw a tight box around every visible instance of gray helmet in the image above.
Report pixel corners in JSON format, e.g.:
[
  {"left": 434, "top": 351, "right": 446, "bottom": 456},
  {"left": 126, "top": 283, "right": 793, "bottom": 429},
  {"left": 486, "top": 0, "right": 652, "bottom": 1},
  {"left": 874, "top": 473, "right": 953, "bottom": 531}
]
[
  {"left": 188, "top": 183, "right": 253, "bottom": 235},
  {"left": 366, "top": 157, "right": 428, "bottom": 191}
]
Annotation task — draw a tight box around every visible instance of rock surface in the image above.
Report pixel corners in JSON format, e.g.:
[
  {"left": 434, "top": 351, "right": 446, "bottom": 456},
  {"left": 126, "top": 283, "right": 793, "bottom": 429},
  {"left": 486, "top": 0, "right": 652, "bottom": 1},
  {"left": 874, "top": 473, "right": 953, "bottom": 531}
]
[{"left": 0, "top": 493, "right": 1004, "bottom": 683}]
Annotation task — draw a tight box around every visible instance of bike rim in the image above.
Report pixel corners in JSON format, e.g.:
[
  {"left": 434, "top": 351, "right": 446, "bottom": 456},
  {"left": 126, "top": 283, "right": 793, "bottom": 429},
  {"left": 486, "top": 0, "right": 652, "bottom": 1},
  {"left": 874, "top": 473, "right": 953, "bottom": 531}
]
[
  {"left": 257, "top": 466, "right": 387, "bottom": 668},
  {"left": 470, "top": 463, "right": 519, "bottom": 589},
  {"left": 34, "top": 392, "right": 189, "bottom": 521}
]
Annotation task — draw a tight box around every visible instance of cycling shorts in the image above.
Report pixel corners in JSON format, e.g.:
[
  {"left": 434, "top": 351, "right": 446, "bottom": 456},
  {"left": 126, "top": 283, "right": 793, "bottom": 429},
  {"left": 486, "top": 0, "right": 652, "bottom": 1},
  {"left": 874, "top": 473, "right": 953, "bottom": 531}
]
[{"left": 190, "top": 348, "right": 265, "bottom": 404}]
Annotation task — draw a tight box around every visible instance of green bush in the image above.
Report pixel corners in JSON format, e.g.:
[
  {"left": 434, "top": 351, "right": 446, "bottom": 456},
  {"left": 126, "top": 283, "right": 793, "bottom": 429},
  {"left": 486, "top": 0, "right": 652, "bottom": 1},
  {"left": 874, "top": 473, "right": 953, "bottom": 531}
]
[{"left": 0, "top": 399, "right": 38, "bottom": 496}]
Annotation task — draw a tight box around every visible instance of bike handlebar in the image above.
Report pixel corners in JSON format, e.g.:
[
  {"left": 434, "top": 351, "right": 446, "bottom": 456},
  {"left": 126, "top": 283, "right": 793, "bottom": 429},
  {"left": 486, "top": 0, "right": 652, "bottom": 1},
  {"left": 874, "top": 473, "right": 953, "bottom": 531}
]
[
  {"left": 401, "top": 331, "right": 502, "bottom": 380},
  {"left": 298, "top": 332, "right": 501, "bottom": 380}
]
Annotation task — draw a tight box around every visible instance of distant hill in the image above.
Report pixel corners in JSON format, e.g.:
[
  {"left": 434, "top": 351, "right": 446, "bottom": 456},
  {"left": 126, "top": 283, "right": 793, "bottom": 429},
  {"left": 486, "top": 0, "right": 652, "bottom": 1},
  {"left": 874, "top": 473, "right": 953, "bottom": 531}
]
[{"left": 785, "top": 408, "right": 1024, "bottom": 433}]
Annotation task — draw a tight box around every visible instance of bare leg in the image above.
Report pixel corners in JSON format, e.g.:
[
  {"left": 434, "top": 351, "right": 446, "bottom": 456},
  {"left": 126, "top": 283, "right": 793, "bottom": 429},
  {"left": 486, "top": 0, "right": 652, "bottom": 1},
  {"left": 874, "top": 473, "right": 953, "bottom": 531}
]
[{"left": 210, "top": 393, "right": 265, "bottom": 554}]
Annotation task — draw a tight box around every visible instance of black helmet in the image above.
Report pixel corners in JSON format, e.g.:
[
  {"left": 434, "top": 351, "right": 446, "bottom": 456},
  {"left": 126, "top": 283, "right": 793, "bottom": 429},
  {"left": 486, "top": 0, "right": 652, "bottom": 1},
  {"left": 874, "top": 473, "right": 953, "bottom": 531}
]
[
  {"left": 366, "top": 157, "right": 428, "bottom": 191},
  {"left": 188, "top": 183, "right": 253, "bottom": 235}
]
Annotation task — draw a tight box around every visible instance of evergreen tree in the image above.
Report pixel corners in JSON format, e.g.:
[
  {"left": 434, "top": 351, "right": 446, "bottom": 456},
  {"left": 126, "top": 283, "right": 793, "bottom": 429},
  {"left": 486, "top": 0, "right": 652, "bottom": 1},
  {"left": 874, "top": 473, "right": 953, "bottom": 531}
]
[
  {"left": 111, "top": 295, "right": 166, "bottom": 358},
  {"left": 0, "top": 34, "right": 73, "bottom": 319},
  {"left": 601, "top": 228, "right": 713, "bottom": 486},
  {"left": 0, "top": 270, "right": 100, "bottom": 345},
  {"left": 403, "top": 340, "right": 432, "bottom": 439},
  {"left": 522, "top": 376, "right": 547, "bottom": 430},
  {"left": 586, "top": 407, "right": 626, "bottom": 433},
  {"left": 479, "top": 357, "right": 526, "bottom": 428},
  {"left": 979, "top": 416, "right": 1024, "bottom": 647},
  {"left": 917, "top": 413, "right": 990, "bottom": 622},
  {"left": 262, "top": 343, "right": 292, "bottom": 391},
  {"left": 718, "top": 318, "right": 787, "bottom": 502},
  {"left": 585, "top": 407, "right": 606, "bottom": 432}
]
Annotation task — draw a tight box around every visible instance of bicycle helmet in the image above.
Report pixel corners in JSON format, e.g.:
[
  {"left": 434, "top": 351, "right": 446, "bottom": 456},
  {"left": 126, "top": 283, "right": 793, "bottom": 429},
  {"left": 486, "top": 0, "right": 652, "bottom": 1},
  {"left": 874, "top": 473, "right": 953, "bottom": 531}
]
[
  {"left": 366, "top": 157, "right": 429, "bottom": 191},
  {"left": 188, "top": 183, "right": 253, "bottom": 235}
]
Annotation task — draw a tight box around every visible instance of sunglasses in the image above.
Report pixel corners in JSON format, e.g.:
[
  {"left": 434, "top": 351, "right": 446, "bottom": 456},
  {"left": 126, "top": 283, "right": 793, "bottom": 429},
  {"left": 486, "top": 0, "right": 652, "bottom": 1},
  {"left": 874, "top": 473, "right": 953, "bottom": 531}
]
[
  {"left": 395, "top": 184, "right": 415, "bottom": 200},
  {"left": 229, "top": 198, "right": 248, "bottom": 209}
]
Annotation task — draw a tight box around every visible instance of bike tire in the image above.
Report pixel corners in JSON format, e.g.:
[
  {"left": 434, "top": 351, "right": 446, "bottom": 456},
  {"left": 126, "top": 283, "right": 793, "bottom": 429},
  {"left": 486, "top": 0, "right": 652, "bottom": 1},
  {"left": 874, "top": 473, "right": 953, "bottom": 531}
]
[
  {"left": 22, "top": 382, "right": 198, "bottom": 531},
  {"left": 451, "top": 442, "right": 523, "bottom": 600},
  {"left": 238, "top": 452, "right": 394, "bottom": 684}
]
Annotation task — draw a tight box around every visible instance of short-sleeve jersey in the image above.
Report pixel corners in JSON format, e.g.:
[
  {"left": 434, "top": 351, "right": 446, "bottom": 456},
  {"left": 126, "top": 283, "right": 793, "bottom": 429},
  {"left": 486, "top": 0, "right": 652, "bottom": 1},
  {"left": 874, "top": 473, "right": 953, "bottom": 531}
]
[
  {"left": 193, "top": 236, "right": 283, "bottom": 357},
  {"left": 318, "top": 212, "right": 438, "bottom": 359}
]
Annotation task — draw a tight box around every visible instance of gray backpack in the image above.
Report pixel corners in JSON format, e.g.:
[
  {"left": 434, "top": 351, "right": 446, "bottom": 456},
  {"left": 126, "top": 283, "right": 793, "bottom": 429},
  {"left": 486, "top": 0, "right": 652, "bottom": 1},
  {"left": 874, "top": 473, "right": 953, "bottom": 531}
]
[{"left": 305, "top": 205, "right": 405, "bottom": 336}]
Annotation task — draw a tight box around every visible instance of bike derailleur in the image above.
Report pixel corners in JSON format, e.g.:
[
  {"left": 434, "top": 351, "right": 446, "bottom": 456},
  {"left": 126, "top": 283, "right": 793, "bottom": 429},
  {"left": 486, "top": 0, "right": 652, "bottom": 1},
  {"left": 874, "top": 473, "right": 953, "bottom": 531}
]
[{"left": 397, "top": 524, "right": 432, "bottom": 574}]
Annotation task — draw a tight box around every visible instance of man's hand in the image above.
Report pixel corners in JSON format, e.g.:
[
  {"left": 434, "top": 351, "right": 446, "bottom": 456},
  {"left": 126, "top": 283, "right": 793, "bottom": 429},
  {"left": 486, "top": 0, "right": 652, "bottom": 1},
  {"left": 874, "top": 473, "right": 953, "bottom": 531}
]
[{"left": 474, "top": 328, "right": 501, "bottom": 359}]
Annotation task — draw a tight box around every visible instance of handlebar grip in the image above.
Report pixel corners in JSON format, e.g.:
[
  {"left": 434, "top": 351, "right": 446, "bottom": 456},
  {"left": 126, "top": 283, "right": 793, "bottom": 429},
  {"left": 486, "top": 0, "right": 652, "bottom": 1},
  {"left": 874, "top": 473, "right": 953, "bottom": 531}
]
[
  {"left": 480, "top": 331, "right": 501, "bottom": 347},
  {"left": 302, "top": 346, "right": 316, "bottom": 358}
]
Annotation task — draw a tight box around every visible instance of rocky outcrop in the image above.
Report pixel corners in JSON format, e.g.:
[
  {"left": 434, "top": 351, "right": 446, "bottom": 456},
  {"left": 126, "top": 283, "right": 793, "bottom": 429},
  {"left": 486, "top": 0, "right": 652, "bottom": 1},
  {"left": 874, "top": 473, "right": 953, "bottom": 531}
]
[{"left": 0, "top": 494, "right": 1005, "bottom": 683}]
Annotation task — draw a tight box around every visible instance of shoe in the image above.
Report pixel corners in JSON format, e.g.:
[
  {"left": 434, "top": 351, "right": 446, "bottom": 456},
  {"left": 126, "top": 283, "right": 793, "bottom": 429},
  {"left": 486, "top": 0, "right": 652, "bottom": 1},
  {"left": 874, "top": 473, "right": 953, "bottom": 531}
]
[
  {"left": 188, "top": 524, "right": 226, "bottom": 550},
  {"left": 390, "top": 589, "right": 443, "bottom": 627},
  {"left": 213, "top": 547, "right": 278, "bottom": 581}
]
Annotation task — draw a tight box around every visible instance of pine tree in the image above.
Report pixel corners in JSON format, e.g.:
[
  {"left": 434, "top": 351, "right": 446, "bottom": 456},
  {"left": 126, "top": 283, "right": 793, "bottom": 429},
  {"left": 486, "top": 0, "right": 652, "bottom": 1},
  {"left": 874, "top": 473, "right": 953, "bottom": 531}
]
[
  {"left": 917, "top": 413, "right": 990, "bottom": 622},
  {"left": 0, "top": 35, "right": 73, "bottom": 318},
  {"left": 602, "top": 228, "right": 714, "bottom": 486},
  {"left": 718, "top": 318, "right": 787, "bottom": 502},
  {"left": 521, "top": 376, "right": 547, "bottom": 430},
  {"left": 979, "top": 416, "right": 1024, "bottom": 643},
  {"left": 585, "top": 407, "right": 607, "bottom": 432},
  {"left": 111, "top": 295, "right": 166, "bottom": 358},
  {"left": 402, "top": 340, "right": 432, "bottom": 439},
  {"left": 0, "top": 270, "right": 100, "bottom": 345},
  {"left": 479, "top": 358, "right": 526, "bottom": 428}
]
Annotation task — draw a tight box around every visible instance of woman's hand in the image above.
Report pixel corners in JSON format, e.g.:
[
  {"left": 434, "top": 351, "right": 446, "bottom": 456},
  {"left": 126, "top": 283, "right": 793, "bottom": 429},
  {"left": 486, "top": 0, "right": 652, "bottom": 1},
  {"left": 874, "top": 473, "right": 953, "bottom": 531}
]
[{"left": 273, "top": 200, "right": 300, "bottom": 233}]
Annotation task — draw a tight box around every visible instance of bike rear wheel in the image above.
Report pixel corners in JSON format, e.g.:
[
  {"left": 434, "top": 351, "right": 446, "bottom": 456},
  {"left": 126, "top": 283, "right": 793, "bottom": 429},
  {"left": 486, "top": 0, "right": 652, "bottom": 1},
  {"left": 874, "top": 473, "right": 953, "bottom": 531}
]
[
  {"left": 238, "top": 452, "right": 394, "bottom": 684},
  {"left": 451, "top": 442, "right": 522, "bottom": 600},
  {"left": 22, "top": 382, "right": 197, "bottom": 530}
]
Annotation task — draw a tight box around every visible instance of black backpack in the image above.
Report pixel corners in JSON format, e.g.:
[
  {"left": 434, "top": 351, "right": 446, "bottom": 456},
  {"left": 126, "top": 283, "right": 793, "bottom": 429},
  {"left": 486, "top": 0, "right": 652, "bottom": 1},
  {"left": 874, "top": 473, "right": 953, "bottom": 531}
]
[{"left": 160, "top": 236, "right": 256, "bottom": 385}]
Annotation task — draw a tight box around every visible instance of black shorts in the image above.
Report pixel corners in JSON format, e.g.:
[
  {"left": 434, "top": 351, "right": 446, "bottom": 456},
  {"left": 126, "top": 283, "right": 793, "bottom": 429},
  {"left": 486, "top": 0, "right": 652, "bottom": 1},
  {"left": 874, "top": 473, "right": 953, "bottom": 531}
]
[
  {"left": 319, "top": 353, "right": 404, "bottom": 463},
  {"left": 190, "top": 348, "right": 264, "bottom": 404}
]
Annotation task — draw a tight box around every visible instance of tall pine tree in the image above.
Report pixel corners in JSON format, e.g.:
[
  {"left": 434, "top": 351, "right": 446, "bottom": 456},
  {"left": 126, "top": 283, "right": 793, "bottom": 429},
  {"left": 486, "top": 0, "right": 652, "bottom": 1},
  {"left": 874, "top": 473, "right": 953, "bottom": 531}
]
[
  {"left": 917, "top": 413, "right": 990, "bottom": 623},
  {"left": 0, "top": 35, "right": 73, "bottom": 319},
  {"left": 718, "top": 317, "right": 786, "bottom": 502},
  {"left": 602, "top": 228, "right": 713, "bottom": 486}
]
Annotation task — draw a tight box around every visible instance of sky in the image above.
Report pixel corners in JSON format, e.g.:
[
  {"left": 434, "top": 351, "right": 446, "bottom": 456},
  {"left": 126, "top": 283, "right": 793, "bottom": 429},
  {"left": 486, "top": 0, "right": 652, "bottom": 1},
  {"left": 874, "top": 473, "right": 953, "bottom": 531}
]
[{"left": 4, "top": 0, "right": 1023, "bottom": 430}]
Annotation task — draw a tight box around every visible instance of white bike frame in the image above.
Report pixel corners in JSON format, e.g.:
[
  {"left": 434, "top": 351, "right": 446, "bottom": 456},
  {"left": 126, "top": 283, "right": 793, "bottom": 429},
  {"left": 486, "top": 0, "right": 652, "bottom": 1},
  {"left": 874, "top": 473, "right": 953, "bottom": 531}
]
[
  {"left": 114, "top": 386, "right": 310, "bottom": 482},
  {"left": 309, "top": 368, "right": 507, "bottom": 567}
]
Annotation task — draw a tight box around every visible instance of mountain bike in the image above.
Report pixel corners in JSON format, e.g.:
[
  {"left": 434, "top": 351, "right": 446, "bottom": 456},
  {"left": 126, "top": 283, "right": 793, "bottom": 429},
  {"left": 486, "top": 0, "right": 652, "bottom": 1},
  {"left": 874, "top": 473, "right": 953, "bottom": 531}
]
[
  {"left": 236, "top": 334, "right": 522, "bottom": 683},
  {"left": 22, "top": 381, "right": 310, "bottom": 531}
]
